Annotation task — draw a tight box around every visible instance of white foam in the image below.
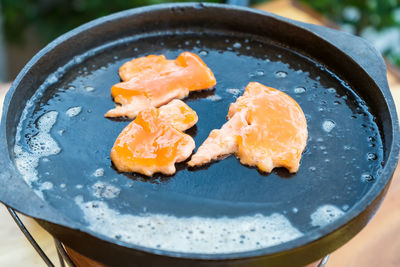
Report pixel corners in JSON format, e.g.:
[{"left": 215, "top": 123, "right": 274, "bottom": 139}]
[
  {"left": 14, "top": 111, "right": 61, "bottom": 185},
  {"left": 206, "top": 95, "right": 222, "bottom": 101},
  {"left": 75, "top": 196, "right": 303, "bottom": 254},
  {"left": 93, "top": 168, "right": 105, "bottom": 177},
  {"left": 310, "top": 204, "right": 344, "bottom": 227},
  {"left": 322, "top": 120, "right": 336, "bottom": 133},
  {"left": 85, "top": 86, "right": 95, "bottom": 92},
  {"left": 92, "top": 182, "right": 120, "bottom": 199},
  {"left": 226, "top": 88, "right": 241, "bottom": 96},
  {"left": 66, "top": 107, "right": 82, "bottom": 117},
  {"left": 40, "top": 181, "right": 53, "bottom": 190}
]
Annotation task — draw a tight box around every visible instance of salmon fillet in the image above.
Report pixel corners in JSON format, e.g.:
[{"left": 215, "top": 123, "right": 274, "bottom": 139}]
[
  {"left": 188, "top": 82, "right": 308, "bottom": 173},
  {"left": 158, "top": 99, "right": 198, "bottom": 132},
  {"left": 111, "top": 100, "right": 197, "bottom": 176},
  {"left": 118, "top": 54, "right": 176, "bottom": 82},
  {"left": 105, "top": 52, "right": 216, "bottom": 119}
]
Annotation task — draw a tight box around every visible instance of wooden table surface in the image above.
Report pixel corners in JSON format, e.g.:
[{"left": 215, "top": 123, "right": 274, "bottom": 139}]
[{"left": 1, "top": 1, "right": 400, "bottom": 266}]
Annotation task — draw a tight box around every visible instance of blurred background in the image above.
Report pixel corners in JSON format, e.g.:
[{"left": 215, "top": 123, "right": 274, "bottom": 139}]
[{"left": 0, "top": 0, "right": 399, "bottom": 82}]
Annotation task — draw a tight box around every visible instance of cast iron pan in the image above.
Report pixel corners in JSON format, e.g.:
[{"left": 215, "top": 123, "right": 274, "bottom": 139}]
[{"left": 0, "top": 3, "right": 399, "bottom": 267}]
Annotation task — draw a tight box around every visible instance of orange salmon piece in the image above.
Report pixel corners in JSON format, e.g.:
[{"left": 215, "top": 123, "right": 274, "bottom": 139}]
[
  {"left": 105, "top": 52, "right": 216, "bottom": 119},
  {"left": 111, "top": 101, "right": 197, "bottom": 176},
  {"left": 188, "top": 82, "right": 308, "bottom": 173},
  {"left": 158, "top": 99, "right": 198, "bottom": 132}
]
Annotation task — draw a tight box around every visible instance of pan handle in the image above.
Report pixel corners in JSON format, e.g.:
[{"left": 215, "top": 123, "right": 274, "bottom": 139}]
[
  {"left": 287, "top": 19, "right": 399, "bottom": 170},
  {"left": 292, "top": 21, "right": 390, "bottom": 96}
]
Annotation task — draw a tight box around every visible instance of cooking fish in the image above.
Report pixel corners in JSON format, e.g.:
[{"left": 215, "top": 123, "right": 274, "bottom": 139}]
[
  {"left": 111, "top": 100, "right": 197, "bottom": 176},
  {"left": 105, "top": 52, "right": 216, "bottom": 119},
  {"left": 188, "top": 82, "right": 308, "bottom": 173}
]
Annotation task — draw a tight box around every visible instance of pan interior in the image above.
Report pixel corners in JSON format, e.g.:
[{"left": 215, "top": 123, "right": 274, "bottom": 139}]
[{"left": 13, "top": 31, "right": 383, "bottom": 254}]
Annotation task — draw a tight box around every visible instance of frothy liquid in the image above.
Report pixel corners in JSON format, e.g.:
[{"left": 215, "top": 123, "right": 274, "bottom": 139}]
[
  {"left": 75, "top": 196, "right": 303, "bottom": 254},
  {"left": 14, "top": 111, "right": 61, "bottom": 186},
  {"left": 310, "top": 204, "right": 345, "bottom": 227},
  {"left": 66, "top": 106, "right": 82, "bottom": 117}
]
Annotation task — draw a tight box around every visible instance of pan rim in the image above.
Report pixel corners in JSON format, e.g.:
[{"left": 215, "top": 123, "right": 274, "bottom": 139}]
[{"left": 1, "top": 2, "right": 399, "bottom": 262}]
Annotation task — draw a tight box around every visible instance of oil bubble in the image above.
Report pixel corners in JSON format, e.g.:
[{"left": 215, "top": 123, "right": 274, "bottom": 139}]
[
  {"left": 294, "top": 87, "right": 306, "bottom": 93},
  {"left": 199, "top": 50, "right": 208, "bottom": 56},
  {"left": 322, "top": 120, "right": 335, "bottom": 132},
  {"left": 256, "top": 70, "right": 265, "bottom": 76},
  {"left": 367, "top": 153, "right": 377, "bottom": 160},
  {"left": 233, "top": 42, "right": 242, "bottom": 49},
  {"left": 93, "top": 168, "right": 105, "bottom": 177},
  {"left": 275, "top": 71, "right": 287, "bottom": 78},
  {"left": 361, "top": 173, "right": 374, "bottom": 182}
]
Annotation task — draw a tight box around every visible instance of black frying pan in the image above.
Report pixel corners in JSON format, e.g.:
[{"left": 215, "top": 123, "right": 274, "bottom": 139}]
[{"left": 0, "top": 3, "right": 399, "bottom": 267}]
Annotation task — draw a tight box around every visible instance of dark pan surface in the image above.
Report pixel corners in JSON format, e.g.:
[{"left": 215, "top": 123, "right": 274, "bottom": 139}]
[{"left": 13, "top": 30, "right": 384, "bottom": 252}]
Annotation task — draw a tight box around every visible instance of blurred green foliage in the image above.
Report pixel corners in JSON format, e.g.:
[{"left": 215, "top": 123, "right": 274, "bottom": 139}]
[
  {"left": 1, "top": 0, "right": 222, "bottom": 44},
  {"left": 301, "top": 0, "right": 399, "bottom": 33},
  {"left": 300, "top": 0, "right": 400, "bottom": 66},
  {"left": 2, "top": 0, "right": 400, "bottom": 66}
]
